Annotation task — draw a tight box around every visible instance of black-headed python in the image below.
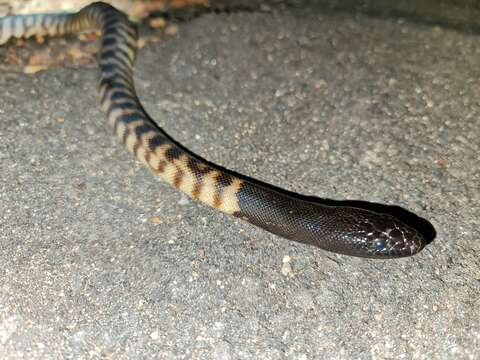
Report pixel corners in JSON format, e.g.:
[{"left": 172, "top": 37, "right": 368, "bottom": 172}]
[{"left": 0, "top": 2, "right": 426, "bottom": 258}]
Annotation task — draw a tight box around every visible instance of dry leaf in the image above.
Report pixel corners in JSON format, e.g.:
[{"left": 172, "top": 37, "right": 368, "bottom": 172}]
[
  {"left": 137, "top": 37, "right": 147, "bottom": 49},
  {"left": 34, "top": 35, "right": 45, "bottom": 44},
  {"left": 27, "top": 51, "right": 50, "bottom": 66},
  {"left": 165, "top": 24, "right": 178, "bottom": 36},
  {"left": 67, "top": 46, "right": 91, "bottom": 61},
  {"left": 78, "top": 32, "right": 99, "bottom": 42},
  {"left": 148, "top": 17, "right": 166, "bottom": 29},
  {"left": 23, "top": 65, "right": 48, "bottom": 74},
  {"left": 4, "top": 48, "right": 22, "bottom": 65}
]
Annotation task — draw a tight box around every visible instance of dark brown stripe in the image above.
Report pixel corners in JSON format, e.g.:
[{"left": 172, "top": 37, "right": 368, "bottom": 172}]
[
  {"left": 181, "top": 159, "right": 211, "bottom": 200},
  {"left": 121, "top": 127, "right": 130, "bottom": 145},
  {"left": 40, "top": 14, "right": 48, "bottom": 31},
  {"left": 98, "top": 72, "right": 133, "bottom": 104},
  {"left": 100, "top": 63, "right": 132, "bottom": 82},
  {"left": 101, "top": 57, "right": 132, "bottom": 76},
  {"left": 102, "top": 23, "right": 136, "bottom": 44},
  {"left": 101, "top": 15, "right": 122, "bottom": 31},
  {"left": 212, "top": 174, "right": 234, "bottom": 209},
  {"left": 173, "top": 168, "right": 184, "bottom": 188},
  {"left": 134, "top": 123, "right": 155, "bottom": 140},
  {"left": 145, "top": 150, "right": 151, "bottom": 165},
  {"left": 187, "top": 158, "right": 213, "bottom": 178},
  {"left": 99, "top": 78, "right": 131, "bottom": 98},
  {"left": 191, "top": 177, "right": 203, "bottom": 199},
  {"left": 53, "top": 18, "right": 61, "bottom": 35},
  {"left": 215, "top": 173, "right": 234, "bottom": 191},
  {"left": 113, "top": 112, "right": 143, "bottom": 135},
  {"left": 147, "top": 135, "right": 168, "bottom": 152},
  {"left": 108, "top": 90, "right": 132, "bottom": 103},
  {"left": 213, "top": 193, "right": 222, "bottom": 209},
  {"left": 107, "top": 99, "right": 137, "bottom": 115},
  {"left": 101, "top": 34, "right": 117, "bottom": 47},
  {"left": 132, "top": 140, "right": 141, "bottom": 158},
  {"left": 99, "top": 11, "right": 120, "bottom": 28},
  {"left": 156, "top": 160, "right": 167, "bottom": 173},
  {"left": 100, "top": 48, "right": 133, "bottom": 67},
  {"left": 21, "top": 16, "right": 29, "bottom": 30},
  {"left": 101, "top": 35, "right": 137, "bottom": 59},
  {"left": 165, "top": 146, "right": 183, "bottom": 162},
  {"left": 148, "top": 134, "right": 169, "bottom": 151}
]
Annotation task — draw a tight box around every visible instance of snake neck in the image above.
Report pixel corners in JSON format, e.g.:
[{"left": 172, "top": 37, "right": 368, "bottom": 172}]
[{"left": 232, "top": 182, "right": 327, "bottom": 244}]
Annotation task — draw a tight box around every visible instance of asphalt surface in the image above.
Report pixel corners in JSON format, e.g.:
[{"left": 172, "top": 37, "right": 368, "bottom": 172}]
[{"left": 0, "top": 3, "right": 479, "bottom": 360}]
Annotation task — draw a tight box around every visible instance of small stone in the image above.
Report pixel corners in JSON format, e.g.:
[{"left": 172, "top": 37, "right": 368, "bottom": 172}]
[
  {"left": 148, "top": 216, "right": 162, "bottom": 225},
  {"left": 281, "top": 262, "right": 293, "bottom": 277},
  {"left": 150, "top": 330, "right": 159, "bottom": 341},
  {"left": 165, "top": 24, "right": 178, "bottom": 36},
  {"left": 178, "top": 197, "right": 190, "bottom": 206}
]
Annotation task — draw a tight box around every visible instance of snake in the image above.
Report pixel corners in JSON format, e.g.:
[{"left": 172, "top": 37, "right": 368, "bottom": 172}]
[{"left": 0, "top": 2, "right": 426, "bottom": 258}]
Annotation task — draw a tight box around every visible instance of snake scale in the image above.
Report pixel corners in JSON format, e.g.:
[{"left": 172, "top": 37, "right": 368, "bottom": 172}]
[{"left": 0, "top": 2, "right": 426, "bottom": 258}]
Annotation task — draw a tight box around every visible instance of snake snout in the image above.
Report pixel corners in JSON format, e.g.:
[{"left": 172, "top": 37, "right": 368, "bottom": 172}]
[{"left": 363, "top": 213, "right": 425, "bottom": 258}]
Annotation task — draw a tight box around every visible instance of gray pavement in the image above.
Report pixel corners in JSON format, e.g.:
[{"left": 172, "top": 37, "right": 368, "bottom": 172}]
[{"left": 0, "top": 3, "right": 479, "bottom": 360}]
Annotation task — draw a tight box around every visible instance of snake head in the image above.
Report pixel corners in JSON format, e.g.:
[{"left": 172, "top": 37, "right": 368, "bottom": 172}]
[{"left": 338, "top": 209, "right": 426, "bottom": 258}]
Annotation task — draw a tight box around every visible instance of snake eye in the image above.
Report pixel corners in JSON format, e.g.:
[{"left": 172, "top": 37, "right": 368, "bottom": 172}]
[{"left": 374, "top": 239, "right": 386, "bottom": 252}]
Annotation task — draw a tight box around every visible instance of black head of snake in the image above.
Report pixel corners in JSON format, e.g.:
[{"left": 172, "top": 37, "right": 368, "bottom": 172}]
[{"left": 304, "top": 206, "right": 426, "bottom": 258}]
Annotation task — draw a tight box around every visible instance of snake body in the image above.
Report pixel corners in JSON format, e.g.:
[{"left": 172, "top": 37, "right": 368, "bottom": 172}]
[{"left": 0, "top": 2, "right": 426, "bottom": 258}]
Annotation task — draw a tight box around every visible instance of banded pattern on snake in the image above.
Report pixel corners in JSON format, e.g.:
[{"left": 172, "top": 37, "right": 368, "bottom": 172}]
[{"left": 0, "top": 2, "right": 426, "bottom": 258}]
